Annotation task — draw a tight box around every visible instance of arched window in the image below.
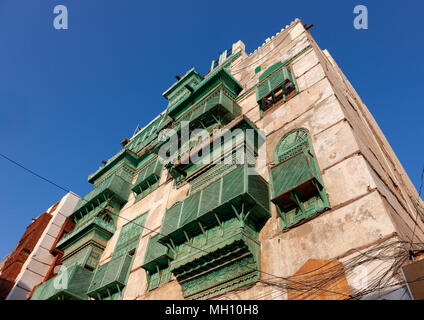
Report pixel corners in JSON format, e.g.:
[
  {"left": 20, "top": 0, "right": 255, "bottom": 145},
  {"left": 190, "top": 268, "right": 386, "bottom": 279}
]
[
  {"left": 274, "top": 128, "right": 310, "bottom": 163},
  {"left": 269, "top": 128, "right": 330, "bottom": 229}
]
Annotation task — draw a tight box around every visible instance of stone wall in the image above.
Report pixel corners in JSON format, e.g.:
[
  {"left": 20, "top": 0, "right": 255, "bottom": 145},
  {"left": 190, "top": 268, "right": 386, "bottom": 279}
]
[{"left": 96, "top": 19, "right": 422, "bottom": 300}]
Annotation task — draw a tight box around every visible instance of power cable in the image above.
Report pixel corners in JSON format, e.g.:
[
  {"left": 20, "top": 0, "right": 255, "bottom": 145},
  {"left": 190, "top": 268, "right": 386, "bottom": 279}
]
[{"left": 1, "top": 151, "right": 421, "bottom": 300}]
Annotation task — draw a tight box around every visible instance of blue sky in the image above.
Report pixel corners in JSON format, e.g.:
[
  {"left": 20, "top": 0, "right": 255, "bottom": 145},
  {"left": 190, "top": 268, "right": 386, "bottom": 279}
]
[{"left": 0, "top": 0, "right": 423, "bottom": 259}]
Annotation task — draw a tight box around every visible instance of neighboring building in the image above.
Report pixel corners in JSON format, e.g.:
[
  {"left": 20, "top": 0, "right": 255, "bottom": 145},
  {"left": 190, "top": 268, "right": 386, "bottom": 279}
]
[
  {"left": 1, "top": 192, "right": 79, "bottom": 300},
  {"left": 30, "top": 19, "right": 423, "bottom": 300}
]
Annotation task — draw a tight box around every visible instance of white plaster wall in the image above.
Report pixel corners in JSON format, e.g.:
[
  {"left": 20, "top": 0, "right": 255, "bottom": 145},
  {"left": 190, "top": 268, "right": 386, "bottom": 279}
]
[{"left": 6, "top": 192, "right": 80, "bottom": 300}]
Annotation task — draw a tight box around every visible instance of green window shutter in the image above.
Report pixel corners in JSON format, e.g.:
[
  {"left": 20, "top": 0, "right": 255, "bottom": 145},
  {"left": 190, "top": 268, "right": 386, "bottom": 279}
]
[
  {"left": 160, "top": 201, "right": 183, "bottom": 237},
  {"left": 142, "top": 234, "right": 172, "bottom": 272},
  {"left": 269, "top": 129, "right": 330, "bottom": 229},
  {"left": 256, "top": 64, "right": 298, "bottom": 105},
  {"left": 256, "top": 80, "right": 272, "bottom": 102},
  {"left": 160, "top": 164, "right": 270, "bottom": 245},
  {"left": 132, "top": 156, "right": 163, "bottom": 196},
  {"left": 88, "top": 263, "right": 108, "bottom": 294},
  {"left": 198, "top": 178, "right": 221, "bottom": 217},
  {"left": 112, "top": 213, "right": 147, "bottom": 258},
  {"left": 103, "top": 254, "right": 132, "bottom": 286},
  {"left": 31, "top": 264, "right": 94, "bottom": 300},
  {"left": 87, "top": 254, "right": 133, "bottom": 298},
  {"left": 270, "top": 151, "right": 318, "bottom": 200},
  {"left": 259, "top": 62, "right": 283, "bottom": 81},
  {"left": 179, "top": 192, "right": 200, "bottom": 228},
  {"left": 149, "top": 271, "right": 160, "bottom": 290},
  {"left": 274, "top": 127, "right": 309, "bottom": 163}
]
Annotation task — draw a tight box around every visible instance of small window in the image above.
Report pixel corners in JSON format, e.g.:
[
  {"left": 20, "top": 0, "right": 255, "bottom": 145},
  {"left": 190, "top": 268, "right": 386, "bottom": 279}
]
[
  {"left": 256, "top": 64, "right": 299, "bottom": 115},
  {"left": 269, "top": 128, "right": 330, "bottom": 229}
]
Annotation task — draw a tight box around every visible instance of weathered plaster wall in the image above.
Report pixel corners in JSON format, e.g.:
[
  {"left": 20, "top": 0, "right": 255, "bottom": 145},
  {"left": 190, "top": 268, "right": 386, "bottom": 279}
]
[{"left": 96, "top": 19, "right": 422, "bottom": 300}]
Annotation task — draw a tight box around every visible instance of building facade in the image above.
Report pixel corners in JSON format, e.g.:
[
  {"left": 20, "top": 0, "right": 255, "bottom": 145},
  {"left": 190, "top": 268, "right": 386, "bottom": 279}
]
[
  {"left": 30, "top": 19, "right": 424, "bottom": 300},
  {"left": 0, "top": 192, "right": 79, "bottom": 300}
]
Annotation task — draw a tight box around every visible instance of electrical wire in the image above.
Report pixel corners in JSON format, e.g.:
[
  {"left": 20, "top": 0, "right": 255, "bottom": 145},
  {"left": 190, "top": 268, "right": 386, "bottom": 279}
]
[
  {"left": 1, "top": 152, "right": 423, "bottom": 300},
  {"left": 0, "top": 152, "right": 353, "bottom": 299},
  {"left": 409, "top": 167, "right": 424, "bottom": 251}
]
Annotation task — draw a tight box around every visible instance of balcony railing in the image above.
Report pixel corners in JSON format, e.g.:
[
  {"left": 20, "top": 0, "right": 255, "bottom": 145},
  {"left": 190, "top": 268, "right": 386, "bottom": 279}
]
[
  {"left": 142, "top": 234, "right": 173, "bottom": 273},
  {"left": 57, "top": 216, "right": 116, "bottom": 249},
  {"left": 167, "top": 68, "right": 242, "bottom": 120},
  {"left": 172, "top": 86, "right": 241, "bottom": 131},
  {"left": 87, "top": 254, "right": 132, "bottom": 299},
  {"left": 72, "top": 175, "right": 132, "bottom": 217},
  {"left": 132, "top": 158, "right": 163, "bottom": 195},
  {"left": 159, "top": 164, "right": 270, "bottom": 245},
  {"left": 31, "top": 264, "right": 93, "bottom": 300}
]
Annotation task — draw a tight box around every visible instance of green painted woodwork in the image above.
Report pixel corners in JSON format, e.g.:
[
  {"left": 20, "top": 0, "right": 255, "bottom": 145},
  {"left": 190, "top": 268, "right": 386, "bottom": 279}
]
[
  {"left": 86, "top": 213, "right": 147, "bottom": 299},
  {"left": 132, "top": 156, "right": 163, "bottom": 196},
  {"left": 31, "top": 264, "right": 93, "bottom": 300},
  {"left": 142, "top": 234, "right": 173, "bottom": 273},
  {"left": 180, "top": 255, "right": 259, "bottom": 300},
  {"left": 163, "top": 68, "right": 204, "bottom": 109},
  {"left": 274, "top": 127, "right": 309, "bottom": 163},
  {"left": 159, "top": 164, "right": 270, "bottom": 246},
  {"left": 87, "top": 254, "right": 133, "bottom": 299},
  {"left": 125, "top": 114, "right": 165, "bottom": 154},
  {"left": 258, "top": 62, "right": 283, "bottom": 81},
  {"left": 62, "top": 243, "right": 104, "bottom": 270},
  {"left": 72, "top": 203, "right": 114, "bottom": 231},
  {"left": 88, "top": 149, "right": 138, "bottom": 185},
  {"left": 146, "top": 266, "right": 171, "bottom": 291},
  {"left": 167, "top": 68, "right": 243, "bottom": 120},
  {"left": 57, "top": 215, "right": 116, "bottom": 252},
  {"left": 270, "top": 152, "right": 321, "bottom": 198},
  {"left": 210, "top": 50, "right": 242, "bottom": 74},
  {"left": 142, "top": 234, "right": 173, "bottom": 292},
  {"left": 188, "top": 163, "right": 238, "bottom": 195},
  {"left": 134, "top": 181, "right": 160, "bottom": 203},
  {"left": 112, "top": 213, "right": 147, "bottom": 258},
  {"left": 256, "top": 66, "right": 298, "bottom": 105},
  {"left": 57, "top": 200, "right": 118, "bottom": 272},
  {"left": 236, "top": 45, "right": 312, "bottom": 102},
  {"left": 171, "top": 86, "right": 242, "bottom": 134},
  {"left": 71, "top": 175, "right": 132, "bottom": 220},
  {"left": 269, "top": 128, "right": 330, "bottom": 229},
  {"left": 155, "top": 75, "right": 244, "bottom": 167},
  {"left": 162, "top": 116, "right": 263, "bottom": 190},
  {"left": 168, "top": 217, "right": 261, "bottom": 300},
  {"left": 145, "top": 165, "right": 267, "bottom": 298}
]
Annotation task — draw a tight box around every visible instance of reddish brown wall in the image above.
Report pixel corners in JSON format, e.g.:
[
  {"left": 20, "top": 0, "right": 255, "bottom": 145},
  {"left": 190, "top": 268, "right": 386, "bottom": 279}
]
[{"left": 1, "top": 212, "right": 52, "bottom": 281}]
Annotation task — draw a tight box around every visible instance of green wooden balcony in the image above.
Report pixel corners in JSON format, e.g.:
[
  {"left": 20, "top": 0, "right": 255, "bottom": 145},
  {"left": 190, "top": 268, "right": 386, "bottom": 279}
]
[
  {"left": 57, "top": 216, "right": 116, "bottom": 250},
  {"left": 87, "top": 254, "right": 132, "bottom": 299},
  {"left": 171, "top": 218, "right": 260, "bottom": 276},
  {"left": 167, "top": 68, "right": 242, "bottom": 120},
  {"left": 269, "top": 150, "right": 323, "bottom": 209},
  {"left": 269, "top": 148, "right": 330, "bottom": 229},
  {"left": 132, "top": 158, "right": 163, "bottom": 195},
  {"left": 172, "top": 87, "right": 242, "bottom": 134},
  {"left": 125, "top": 115, "right": 165, "bottom": 154},
  {"left": 72, "top": 175, "right": 132, "bottom": 218},
  {"left": 88, "top": 150, "right": 138, "bottom": 185},
  {"left": 256, "top": 65, "right": 298, "bottom": 110},
  {"left": 31, "top": 264, "right": 93, "bottom": 300},
  {"left": 142, "top": 234, "right": 173, "bottom": 273},
  {"left": 162, "top": 116, "right": 263, "bottom": 189},
  {"left": 169, "top": 218, "right": 261, "bottom": 300},
  {"left": 159, "top": 164, "right": 270, "bottom": 245}
]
